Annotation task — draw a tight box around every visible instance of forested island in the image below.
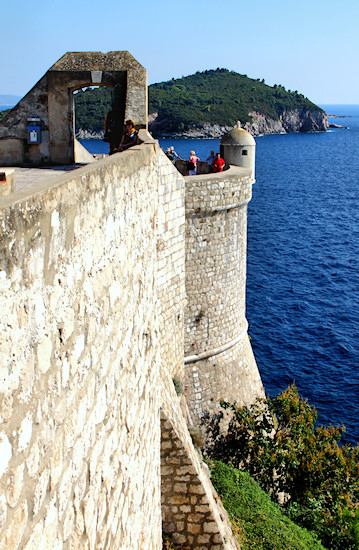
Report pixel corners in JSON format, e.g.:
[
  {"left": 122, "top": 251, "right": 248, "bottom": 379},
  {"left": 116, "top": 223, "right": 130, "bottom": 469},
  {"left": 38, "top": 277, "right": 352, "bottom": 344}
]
[
  {"left": 148, "top": 68, "right": 327, "bottom": 137},
  {"left": 0, "top": 69, "right": 328, "bottom": 138},
  {"left": 72, "top": 68, "right": 327, "bottom": 138}
]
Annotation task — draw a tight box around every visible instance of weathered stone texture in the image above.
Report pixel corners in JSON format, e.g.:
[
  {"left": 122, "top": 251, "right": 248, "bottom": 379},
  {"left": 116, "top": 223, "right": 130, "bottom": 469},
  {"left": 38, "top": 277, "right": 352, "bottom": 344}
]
[
  {"left": 160, "top": 365, "right": 238, "bottom": 550},
  {"left": 184, "top": 167, "right": 264, "bottom": 420},
  {"left": 0, "top": 141, "right": 186, "bottom": 548},
  {"left": 0, "top": 132, "right": 262, "bottom": 547},
  {"left": 0, "top": 51, "right": 147, "bottom": 166}
]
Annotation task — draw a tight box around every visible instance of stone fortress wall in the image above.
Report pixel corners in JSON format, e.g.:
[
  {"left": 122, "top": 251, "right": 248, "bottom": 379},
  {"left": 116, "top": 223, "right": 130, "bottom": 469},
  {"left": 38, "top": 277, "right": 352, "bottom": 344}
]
[
  {"left": 0, "top": 138, "right": 242, "bottom": 549},
  {"left": 184, "top": 167, "right": 264, "bottom": 420},
  {"left": 0, "top": 52, "right": 264, "bottom": 549}
]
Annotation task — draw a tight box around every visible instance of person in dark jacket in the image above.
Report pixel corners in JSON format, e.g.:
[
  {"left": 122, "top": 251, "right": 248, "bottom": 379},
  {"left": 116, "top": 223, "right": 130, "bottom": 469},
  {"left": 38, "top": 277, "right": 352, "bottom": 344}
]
[{"left": 119, "top": 120, "right": 142, "bottom": 151}]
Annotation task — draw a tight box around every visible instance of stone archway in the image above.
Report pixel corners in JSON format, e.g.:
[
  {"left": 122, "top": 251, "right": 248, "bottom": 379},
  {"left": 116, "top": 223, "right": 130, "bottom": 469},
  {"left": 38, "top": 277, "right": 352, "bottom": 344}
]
[
  {"left": 48, "top": 58, "right": 129, "bottom": 164},
  {"left": 0, "top": 51, "right": 147, "bottom": 166}
]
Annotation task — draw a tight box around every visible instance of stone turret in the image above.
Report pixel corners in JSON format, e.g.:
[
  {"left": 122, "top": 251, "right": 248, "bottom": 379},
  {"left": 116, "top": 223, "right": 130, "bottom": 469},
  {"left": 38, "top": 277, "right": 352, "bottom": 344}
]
[
  {"left": 220, "top": 122, "right": 256, "bottom": 177},
  {"left": 184, "top": 126, "right": 264, "bottom": 423}
]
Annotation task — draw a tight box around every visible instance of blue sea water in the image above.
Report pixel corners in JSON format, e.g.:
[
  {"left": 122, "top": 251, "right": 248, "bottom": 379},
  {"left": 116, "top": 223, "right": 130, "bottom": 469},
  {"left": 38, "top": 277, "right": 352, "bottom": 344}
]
[
  {"left": 247, "top": 105, "right": 359, "bottom": 445},
  {"left": 81, "top": 106, "right": 359, "bottom": 445}
]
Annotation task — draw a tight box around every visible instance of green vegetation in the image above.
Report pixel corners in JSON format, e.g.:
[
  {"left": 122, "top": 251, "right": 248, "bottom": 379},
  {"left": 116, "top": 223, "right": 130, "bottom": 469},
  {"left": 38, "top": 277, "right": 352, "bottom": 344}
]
[
  {"left": 206, "top": 385, "right": 359, "bottom": 550},
  {"left": 0, "top": 70, "right": 322, "bottom": 134},
  {"left": 172, "top": 377, "right": 184, "bottom": 396},
  {"left": 209, "top": 460, "right": 326, "bottom": 549},
  {"left": 74, "top": 86, "right": 114, "bottom": 132},
  {"left": 148, "top": 68, "right": 322, "bottom": 132},
  {"left": 69, "top": 69, "right": 323, "bottom": 134},
  {"left": 0, "top": 69, "right": 321, "bottom": 132}
]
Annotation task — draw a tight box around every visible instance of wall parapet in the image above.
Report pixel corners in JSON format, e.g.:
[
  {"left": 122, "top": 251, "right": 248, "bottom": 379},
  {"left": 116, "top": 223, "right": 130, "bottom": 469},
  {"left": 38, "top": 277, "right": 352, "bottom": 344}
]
[{"left": 185, "top": 166, "right": 254, "bottom": 214}]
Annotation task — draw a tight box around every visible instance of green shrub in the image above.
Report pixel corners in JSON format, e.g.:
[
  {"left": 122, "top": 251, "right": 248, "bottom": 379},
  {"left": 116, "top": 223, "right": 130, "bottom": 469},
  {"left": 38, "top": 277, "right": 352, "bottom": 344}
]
[
  {"left": 205, "top": 385, "right": 359, "bottom": 549},
  {"left": 0, "top": 109, "right": 11, "bottom": 121},
  {"left": 172, "top": 377, "right": 184, "bottom": 396}
]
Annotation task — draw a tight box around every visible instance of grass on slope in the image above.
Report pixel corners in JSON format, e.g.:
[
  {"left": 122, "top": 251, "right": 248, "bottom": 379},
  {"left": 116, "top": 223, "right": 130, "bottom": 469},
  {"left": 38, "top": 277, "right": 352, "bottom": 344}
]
[{"left": 209, "top": 460, "right": 326, "bottom": 550}]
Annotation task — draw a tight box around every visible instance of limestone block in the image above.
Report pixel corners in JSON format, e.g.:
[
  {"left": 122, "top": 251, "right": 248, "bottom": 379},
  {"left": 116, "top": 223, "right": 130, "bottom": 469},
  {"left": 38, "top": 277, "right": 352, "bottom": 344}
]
[
  {"left": 63, "top": 504, "right": 75, "bottom": 541},
  {"left": 50, "top": 435, "right": 63, "bottom": 490},
  {"left": 7, "top": 463, "right": 24, "bottom": 508},
  {"left": 187, "top": 523, "right": 201, "bottom": 535},
  {"left": 0, "top": 500, "right": 28, "bottom": 550},
  {"left": 73, "top": 334, "right": 85, "bottom": 361},
  {"left": 58, "top": 464, "right": 73, "bottom": 518},
  {"left": 0, "top": 494, "right": 7, "bottom": 530},
  {"left": 26, "top": 441, "right": 40, "bottom": 478},
  {"left": 37, "top": 335, "right": 53, "bottom": 374},
  {"left": 0, "top": 395, "right": 13, "bottom": 423},
  {"left": 72, "top": 437, "right": 85, "bottom": 482},
  {"left": 43, "top": 497, "right": 58, "bottom": 549},
  {"left": 95, "top": 385, "right": 107, "bottom": 425},
  {"left": 33, "top": 468, "right": 49, "bottom": 516},
  {"left": 96, "top": 490, "right": 107, "bottom": 529},
  {"left": 0, "top": 432, "right": 12, "bottom": 477},
  {"left": 23, "top": 520, "right": 44, "bottom": 550}
]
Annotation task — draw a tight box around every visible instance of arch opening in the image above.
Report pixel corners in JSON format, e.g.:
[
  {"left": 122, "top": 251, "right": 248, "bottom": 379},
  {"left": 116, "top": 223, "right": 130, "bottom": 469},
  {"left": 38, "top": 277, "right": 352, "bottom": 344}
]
[{"left": 73, "top": 80, "right": 127, "bottom": 157}]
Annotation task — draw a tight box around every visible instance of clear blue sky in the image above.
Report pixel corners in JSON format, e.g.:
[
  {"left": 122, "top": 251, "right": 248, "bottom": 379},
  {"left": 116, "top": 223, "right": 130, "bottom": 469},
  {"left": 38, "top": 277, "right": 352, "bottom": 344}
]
[{"left": 1, "top": 0, "right": 358, "bottom": 104}]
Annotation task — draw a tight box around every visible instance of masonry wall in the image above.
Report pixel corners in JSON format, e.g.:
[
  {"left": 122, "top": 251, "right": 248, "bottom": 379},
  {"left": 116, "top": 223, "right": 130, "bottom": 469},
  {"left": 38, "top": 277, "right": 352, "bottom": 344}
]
[
  {"left": 184, "top": 167, "right": 264, "bottom": 421},
  {"left": 160, "top": 371, "right": 239, "bottom": 550},
  {"left": 0, "top": 136, "right": 257, "bottom": 549},
  {"left": 0, "top": 77, "right": 50, "bottom": 165},
  {"left": 0, "top": 141, "right": 187, "bottom": 549}
]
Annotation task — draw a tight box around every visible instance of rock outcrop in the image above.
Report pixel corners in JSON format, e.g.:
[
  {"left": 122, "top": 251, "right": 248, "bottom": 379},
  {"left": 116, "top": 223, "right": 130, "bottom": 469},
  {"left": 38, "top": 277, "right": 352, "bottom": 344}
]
[
  {"left": 148, "top": 109, "right": 328, "bottom": 138},
  {"left": 245, "top": 109, "right": 328, "bottom": 135},
  {"left": 76, "top": 128, "right": 105, "bottom": 139},
  {"left": 77, "top": 110, "right": 328, "bottom": 140}
]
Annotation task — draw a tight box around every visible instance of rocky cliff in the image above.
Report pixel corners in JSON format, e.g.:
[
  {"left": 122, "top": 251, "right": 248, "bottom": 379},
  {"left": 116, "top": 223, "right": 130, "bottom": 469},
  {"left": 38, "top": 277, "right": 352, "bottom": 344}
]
[{"left": 148, "top": 109, "right": 328, "bottom": 138}]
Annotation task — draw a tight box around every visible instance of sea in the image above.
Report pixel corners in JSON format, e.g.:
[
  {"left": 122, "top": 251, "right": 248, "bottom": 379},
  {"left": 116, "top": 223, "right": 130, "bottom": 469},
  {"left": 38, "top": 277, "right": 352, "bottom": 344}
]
[
  {"left": 159, "top": 108, "right": 359, "bottom": 446},
  {"left": 2, "top": 102, "right": 358, "bottom": 445},
  {"left": 82, "top": 106, "right": 359, "bottom": 445}
]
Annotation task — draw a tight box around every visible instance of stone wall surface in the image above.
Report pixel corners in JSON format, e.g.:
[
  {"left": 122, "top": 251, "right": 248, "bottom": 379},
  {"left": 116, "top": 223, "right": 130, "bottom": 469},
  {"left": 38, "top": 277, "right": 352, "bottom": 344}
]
[
  {"left": 0, "top": 76, "right": 50, "bottom": 165},
  {"left": 184, "top": 168, "right": 264, "bottom": 420},
  {"left": 0, "top": 142, "right": 167, "bottom": 548},
  {"left": 160, "top": 370, "right": 239, "bottom": 550},
  {"left": 0, "top": 140, "right": 241, "bottom": 548}
]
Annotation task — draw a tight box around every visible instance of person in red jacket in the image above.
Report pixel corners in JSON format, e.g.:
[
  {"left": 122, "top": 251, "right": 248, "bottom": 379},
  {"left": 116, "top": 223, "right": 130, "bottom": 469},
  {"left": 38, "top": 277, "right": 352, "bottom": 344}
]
[{"left": 211, "top": 153, "right": 225, "bottom": 173}]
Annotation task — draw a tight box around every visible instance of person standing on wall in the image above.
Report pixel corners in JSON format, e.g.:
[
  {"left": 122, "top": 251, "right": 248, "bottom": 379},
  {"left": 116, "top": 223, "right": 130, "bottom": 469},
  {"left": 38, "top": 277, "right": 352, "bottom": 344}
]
[
  {"left": 165, "top": 146, "right": 183, "bottom": 164},
  {"left": 188, "top": 150, "right": 199, "bottom": 176},
  {"left": 211, "top": 152, "right": 225, "bottom": 173},
  {"left": 206, "top": 150, "right": 216, "bottom": 168}
]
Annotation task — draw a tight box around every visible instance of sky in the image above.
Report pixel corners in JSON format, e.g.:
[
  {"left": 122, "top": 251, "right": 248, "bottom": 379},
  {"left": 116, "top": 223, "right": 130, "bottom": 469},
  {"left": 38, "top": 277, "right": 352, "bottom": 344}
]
[{"left": 1, "top": 0, "right": 358, "bottom": 105}]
